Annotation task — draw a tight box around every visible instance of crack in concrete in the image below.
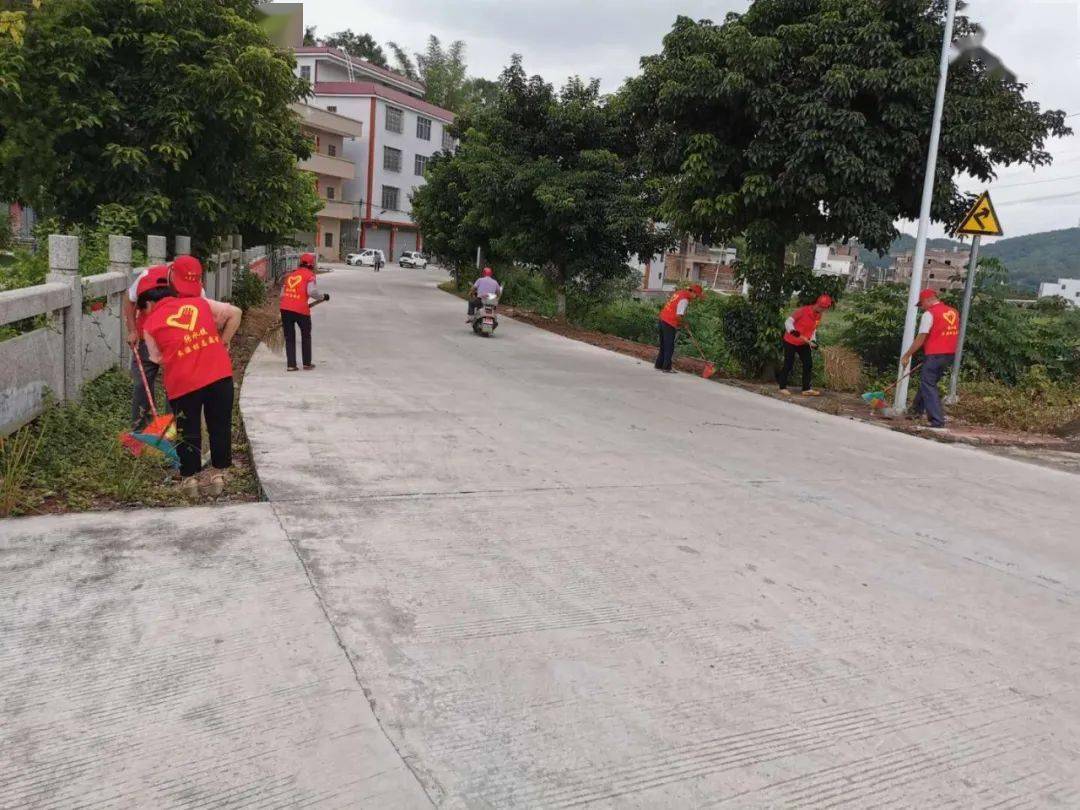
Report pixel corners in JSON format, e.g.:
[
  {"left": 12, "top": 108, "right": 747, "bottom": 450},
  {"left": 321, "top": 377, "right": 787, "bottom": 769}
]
[{"left": 267, "top": 501, "right": 441, "bottom": 808}]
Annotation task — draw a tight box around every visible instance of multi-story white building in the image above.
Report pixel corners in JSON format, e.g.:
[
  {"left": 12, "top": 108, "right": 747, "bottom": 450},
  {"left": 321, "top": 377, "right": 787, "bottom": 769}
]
[
  {"left": 291, "top": 102, "right": 363, "bottom": 261},
  {"left": 1038, "top": 278, "right": 1080, "bottom": 307},
  {"left": 293, "top": 47, "right": 455, "bottom": 261}
]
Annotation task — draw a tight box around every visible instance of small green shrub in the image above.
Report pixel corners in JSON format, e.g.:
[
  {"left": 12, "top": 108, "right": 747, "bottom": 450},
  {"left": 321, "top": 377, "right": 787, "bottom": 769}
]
[
  {"left": 231, "top": 267, "right": 267, "bottom": 311},
  {"left": 952, "top": 366, "right": 1080, "bottom": 433},
  {"left": 577, "top": 298, "right": 660, "bottom": 344}
]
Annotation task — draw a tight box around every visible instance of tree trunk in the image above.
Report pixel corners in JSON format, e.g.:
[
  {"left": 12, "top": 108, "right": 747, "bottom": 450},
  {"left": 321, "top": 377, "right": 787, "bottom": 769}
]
[{"left": 555, "top": 266, "right": 567, "bottom": 317}]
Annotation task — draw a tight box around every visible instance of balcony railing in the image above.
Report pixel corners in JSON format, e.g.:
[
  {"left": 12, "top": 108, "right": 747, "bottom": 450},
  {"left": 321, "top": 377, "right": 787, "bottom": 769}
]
[
  {"left": 299, "top": 152, "right": 356, "bottom": 179},
  {"left": 317, "top": 199, "right": 355, "bottom": 220}
]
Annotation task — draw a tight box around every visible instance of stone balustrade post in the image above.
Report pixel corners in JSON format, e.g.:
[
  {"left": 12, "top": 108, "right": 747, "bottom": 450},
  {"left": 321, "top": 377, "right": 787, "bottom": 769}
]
[{"left": 47, "top": 235, "right": 83, "bottom": 403}]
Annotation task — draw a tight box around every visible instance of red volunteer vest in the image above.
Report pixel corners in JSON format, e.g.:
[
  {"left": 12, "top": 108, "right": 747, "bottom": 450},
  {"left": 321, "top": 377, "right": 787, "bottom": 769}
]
[
  {"left": 280, "top": 267, "right": 316, "bottom": 315},
  {"left": 143, "top": 298, "right": 233, "bottom": 399},
  {"left": 784, "top": 305, "right": 821, "bottom": 346},
  {"left": 924, "top": 301, "right": 960, "bottom": 355},
  {"left": 659, "top": 290, "right": 693, "bottom": 328}
]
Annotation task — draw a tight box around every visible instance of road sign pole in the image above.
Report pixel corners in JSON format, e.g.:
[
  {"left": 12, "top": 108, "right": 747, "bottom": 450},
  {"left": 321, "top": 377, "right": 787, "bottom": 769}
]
[
  {"left": 894, "top": 0, "right": 959, "bottom": 413},
  {"left": 946, "top": 235, "right": 981, "bottom": 404}
]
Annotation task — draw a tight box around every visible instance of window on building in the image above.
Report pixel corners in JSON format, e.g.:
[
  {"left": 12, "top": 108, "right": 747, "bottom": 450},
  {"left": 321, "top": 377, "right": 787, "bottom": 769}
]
[
  {"left": 300, "top": 65, "right": 311, "bottom": 82},
  {"left": 386, "top": 106, "right": 403, "bottom": 133},
  {"left": 929, "top": 273, "right": 935, "bottom": 279},
  {"left": 326, "top": 105, "right": 337, "bottom": 113},
  {"left": 328, "top": 144, "right": 336, "bottom": 157},
  {"left": 441, "top": 129, "right": 454, "bottom": 151},
  {"left": 416, "top": 116, "right": 432, "bottom": 140},
  {"left": 414, "top": 154, "right": 428, "bottom": 176},
  {"left": 383, "top": 146, "right": 402, "bottom": 172},
  {"left": 324, "top": 231, "right": 334, "bottom": 248},
  {"left": 381, "top": 186, "right": 399, "bottom": 211},
  {"left": 326, "top": 186, "right": 335, "bottom": 200}
]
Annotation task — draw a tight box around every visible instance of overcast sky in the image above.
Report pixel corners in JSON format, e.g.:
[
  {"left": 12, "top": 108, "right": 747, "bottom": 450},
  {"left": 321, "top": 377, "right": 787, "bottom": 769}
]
[{"left": 303, "top": 0, "right": 1080, "bottom": 241}]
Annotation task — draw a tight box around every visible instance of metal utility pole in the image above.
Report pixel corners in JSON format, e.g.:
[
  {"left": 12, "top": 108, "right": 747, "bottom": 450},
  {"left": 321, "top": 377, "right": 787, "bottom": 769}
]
[
  {"left": 946, "top": 236, "right": 981, "bottom": 403},
  {"left": 894, "top": 0, "right": 959, "bottom": 412}
]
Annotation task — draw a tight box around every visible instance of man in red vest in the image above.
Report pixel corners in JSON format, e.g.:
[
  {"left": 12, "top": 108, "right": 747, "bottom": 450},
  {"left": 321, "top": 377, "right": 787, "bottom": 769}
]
[
  {"left": 778, "top": 294, "right": 833, "bottom": 396},
  {"left": 655, "top": 284, "right": 703, "bottom": 372},
  {"left": 900, "top": 289, "right": 961, "bottom": 430}
]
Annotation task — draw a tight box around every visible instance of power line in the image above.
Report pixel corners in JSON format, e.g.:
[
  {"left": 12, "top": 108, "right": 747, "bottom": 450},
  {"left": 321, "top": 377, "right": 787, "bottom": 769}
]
[
  {"left": 988, "top": 172, "right": 1080, "bottom": 189},
  {"left": 994, "top": 189, "right": 1080, "bottom": 206}
]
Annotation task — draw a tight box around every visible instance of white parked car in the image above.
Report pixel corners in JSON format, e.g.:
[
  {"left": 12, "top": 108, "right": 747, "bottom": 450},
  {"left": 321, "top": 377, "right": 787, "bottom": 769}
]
[
  {"left": 399, "top": 251, "right": 428, "bottom": 269},
  {"left": 345, "top": 249, "right": 385, "bottom": 267}
]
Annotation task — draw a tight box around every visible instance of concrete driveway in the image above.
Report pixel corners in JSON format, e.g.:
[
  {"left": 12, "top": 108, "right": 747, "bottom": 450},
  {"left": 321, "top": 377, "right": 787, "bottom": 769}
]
[{"left": 239, "top": 268, "right": 1080, "bottom": 806}]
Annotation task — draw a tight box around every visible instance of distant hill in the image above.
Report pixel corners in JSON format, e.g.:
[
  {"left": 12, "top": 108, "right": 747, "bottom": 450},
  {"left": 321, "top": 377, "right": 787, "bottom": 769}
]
[{"left": 858, "top": 227, "right": 1080, "bottom": 291}]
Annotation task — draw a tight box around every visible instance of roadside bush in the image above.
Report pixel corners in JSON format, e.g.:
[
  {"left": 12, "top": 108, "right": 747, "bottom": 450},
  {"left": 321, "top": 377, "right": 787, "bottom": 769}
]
[
  {"left": 721, "top": 296, "right": 782, "bottom": 377},
  {"left": 952, "top": 366, "right": 1080, "bottom": 433},
  {"left": 231, "top": 267, "right": 267, "bottom": 311},
  {"left": 578, "top": 298, "right": 660, "bottom": 344},
  {"left": 838, "top": 285, "right": 909, "bottom": 372}
]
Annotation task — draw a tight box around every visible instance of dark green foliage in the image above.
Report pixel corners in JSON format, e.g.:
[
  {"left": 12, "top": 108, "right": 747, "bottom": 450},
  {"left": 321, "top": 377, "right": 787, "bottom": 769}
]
[
  {"left": 231, "top": 267, "right": 267, "bottom": 312},
  {"left": 578, "top": 299, "right": 661, "bottom": 345},
  {"left": 1, "top": 0, "right": 320, "bottom": 248},
  {"left": 321, "top": 30, "right": 388, "bottom": 68},
  {"left": 624, "top": 1, "right": 1070, "bottom": 331},
  {"left": 411, "top": 56, "right": 670, "bottom": 315}
]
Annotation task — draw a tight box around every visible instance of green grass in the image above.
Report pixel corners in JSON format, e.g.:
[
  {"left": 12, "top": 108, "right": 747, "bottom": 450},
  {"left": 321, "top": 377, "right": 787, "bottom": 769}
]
[{"left": 0, "top": 368, "right": 259, "bottom": 517}]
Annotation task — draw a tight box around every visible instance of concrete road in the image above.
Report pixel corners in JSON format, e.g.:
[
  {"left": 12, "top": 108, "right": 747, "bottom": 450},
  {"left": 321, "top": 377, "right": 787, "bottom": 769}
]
[{"left": 234, "top": 266, "right": 1080, "bottom": 807}]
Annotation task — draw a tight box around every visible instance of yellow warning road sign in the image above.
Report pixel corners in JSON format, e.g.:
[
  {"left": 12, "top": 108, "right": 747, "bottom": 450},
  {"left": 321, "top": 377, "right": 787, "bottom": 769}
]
[{"left": 955, "top": 191, "right": 1004, "bottom": 237}]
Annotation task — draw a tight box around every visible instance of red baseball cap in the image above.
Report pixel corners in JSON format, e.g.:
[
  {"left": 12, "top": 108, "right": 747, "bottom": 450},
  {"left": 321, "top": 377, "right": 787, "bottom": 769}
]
[
  {"left": 689, "top": 284, "right": 704, "bottom": 296},
  {"left": 919, "top": 288, "right": 938, "bottom": 302},
  {"left": 300, "top": 252, "right": 316, "bottom": 268},
  {"left": 170, "top": 255, "right": 203, "bottom": 297},
  {"left": 816, "top": 294, "right": 833, "bottom": 309},
  {"left": 135, "top": 265, "right": 170, "bottom": 298},
  {"left": 482, "top": 267, "right": 493, "bottom": 277}
]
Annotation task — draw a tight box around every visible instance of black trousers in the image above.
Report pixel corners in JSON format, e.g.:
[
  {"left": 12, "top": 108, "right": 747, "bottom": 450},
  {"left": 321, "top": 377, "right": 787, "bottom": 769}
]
[
  {"left": 655, "top": 320, "right": 678, "bottom": 370},
  {"left": 778, "top": 342, "right": 813, "bottom": 391},
  {"left": 169, "top": 376, "right": 234, "bottom": 478},
  {"left": 467, "top": 296, "right": 482, "bottom": 316},
  {"left": 131, "top": 340, "right": 165, "bottom": 429},
  {"left": 281, "top": 310, "right": 312, "bottom": 368}
]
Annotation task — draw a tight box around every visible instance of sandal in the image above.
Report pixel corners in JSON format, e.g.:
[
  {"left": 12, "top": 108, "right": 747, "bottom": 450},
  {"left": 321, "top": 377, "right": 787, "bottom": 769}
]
[
  {"left": 286, "top": 366, "right": 299, "bottom": 372},
  {"left": 201, "top": 471, "right": 226, "bottom": 499},
  {"left": 179, "top": 476, "right": 201, "bottom": 501}
]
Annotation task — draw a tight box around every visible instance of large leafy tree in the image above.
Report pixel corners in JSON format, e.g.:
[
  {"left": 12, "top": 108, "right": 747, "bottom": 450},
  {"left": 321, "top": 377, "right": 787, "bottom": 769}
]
[
  {"left": 322, "top": 29, "right": 388, "bottom": 68},
  {"left": 412, "top": 57, "right": 668, "bottom": 314},
  {"left": 624, "top": 1, "right": 1070, "bottom": 303},
  {"left": 0, "top": 0, "right": 320, "bottom": 250}
]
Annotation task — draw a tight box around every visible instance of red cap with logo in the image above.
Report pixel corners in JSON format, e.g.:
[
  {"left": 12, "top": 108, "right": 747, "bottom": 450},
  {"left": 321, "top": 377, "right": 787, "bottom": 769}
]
[
  {"left": 919, "top": 288, "right": 938, "bottom": 302},
  {"left": 136, "top": 265, "right": 171, "bottom": 299},
  {"left": 170, "top": 255, "right": 203, "bottom": 297}
]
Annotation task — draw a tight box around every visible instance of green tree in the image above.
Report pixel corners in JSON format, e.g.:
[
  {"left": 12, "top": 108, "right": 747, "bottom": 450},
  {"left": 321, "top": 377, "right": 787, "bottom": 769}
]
[
  {"left": 416, "top": 36, "right": 468, "bottom": 112},
  {"left": 412, "top": 57, "right": 669, "bottom": 315},
  {"left": 323, "top": 29, "right": 388, "bottom": 68},
  {"left": 625, "top": 2, "right": 1070, "bottom": 345},
  {"left": 0, "top": 0, "right": 319, "bottom": 250},
  {"left": 302, "top": 24, "right": 317, "bottom": 46},
  {"left": 386, "top": 41, "right": 419, "bottom": 81}
]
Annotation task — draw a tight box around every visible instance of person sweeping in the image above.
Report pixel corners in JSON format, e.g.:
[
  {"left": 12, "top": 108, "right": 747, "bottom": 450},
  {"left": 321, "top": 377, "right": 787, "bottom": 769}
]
[
  {"left": 139, "top": 266, "right": 242, "bottom": 500},
  {"left": 655, "top": 284, "right": 703, "bottom": 373},
  {"left": 280, "top": 252, "right": 328, "bottom": 371},
  {"left": 900, "top": 289, "right": 960, "bottom": 431},
  {"left": 778, "top": 294, "right": 833, "bottom": 396}
]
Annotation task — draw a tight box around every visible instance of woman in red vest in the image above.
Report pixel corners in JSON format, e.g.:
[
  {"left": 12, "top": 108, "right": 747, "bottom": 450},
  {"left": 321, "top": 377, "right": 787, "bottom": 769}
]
[
  {"left": 778, "top": 294, "right": 833, "bottom": 396},
  {"left": 655, "top": 284, "right": 703, "bottom": 372},
  {"left": 900, "top": 289, "right": 960, "bottom": 430},
  {"left": 139, "top": 277, "right": 242, "bottom": 499},
  {"left": 280, "top": 252, "right": 328, "bottom": 371}
]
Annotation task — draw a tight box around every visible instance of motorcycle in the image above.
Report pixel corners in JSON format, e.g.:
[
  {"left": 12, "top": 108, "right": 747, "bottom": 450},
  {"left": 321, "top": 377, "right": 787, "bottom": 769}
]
[{"left": 470, "top": 293, "right": 499, "bottom": 337}]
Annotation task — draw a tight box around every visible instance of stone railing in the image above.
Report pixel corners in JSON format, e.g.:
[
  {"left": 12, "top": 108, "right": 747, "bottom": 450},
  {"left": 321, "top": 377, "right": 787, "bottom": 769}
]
[{"left": 0, "top": 233, "right": 301, "bottom": 436}]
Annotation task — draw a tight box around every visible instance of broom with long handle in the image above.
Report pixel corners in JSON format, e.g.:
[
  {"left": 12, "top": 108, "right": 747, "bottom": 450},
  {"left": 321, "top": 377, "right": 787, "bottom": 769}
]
[
  {"left": 120, "top": 351, "right": 180, "bottom": 468},
  {"left": 862, "top": 363, "right": 923, "bottom": 411},
  {"left": 684, "top": 326, "right": 717, "bottom": 379}
]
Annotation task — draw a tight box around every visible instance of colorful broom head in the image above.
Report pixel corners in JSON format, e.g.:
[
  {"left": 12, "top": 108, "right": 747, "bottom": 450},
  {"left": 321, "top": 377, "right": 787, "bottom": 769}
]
[
  {"left": 861, "top": 391, "right": 886, "bottom": 403},
  {"left": 121, "top": 415, "right": 180, "bottom": 467}
]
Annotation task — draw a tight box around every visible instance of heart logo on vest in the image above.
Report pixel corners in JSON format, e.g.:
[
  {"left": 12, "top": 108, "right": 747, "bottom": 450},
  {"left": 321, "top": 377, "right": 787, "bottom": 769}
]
[
  {"left": 286, "top": 274, "right": 303, "bottom": 290},
  {"left": 942, "top": 310, "right": 958, "bottom": 327},
  {"left": 165, "top": 304, "right": 199, "bottom": 332}
]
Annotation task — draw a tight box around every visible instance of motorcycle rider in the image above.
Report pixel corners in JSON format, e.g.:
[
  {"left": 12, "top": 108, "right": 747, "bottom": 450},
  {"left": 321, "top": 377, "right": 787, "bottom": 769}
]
[{"left": 468, "top": 267, "right": 502, "bottom": 321}]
